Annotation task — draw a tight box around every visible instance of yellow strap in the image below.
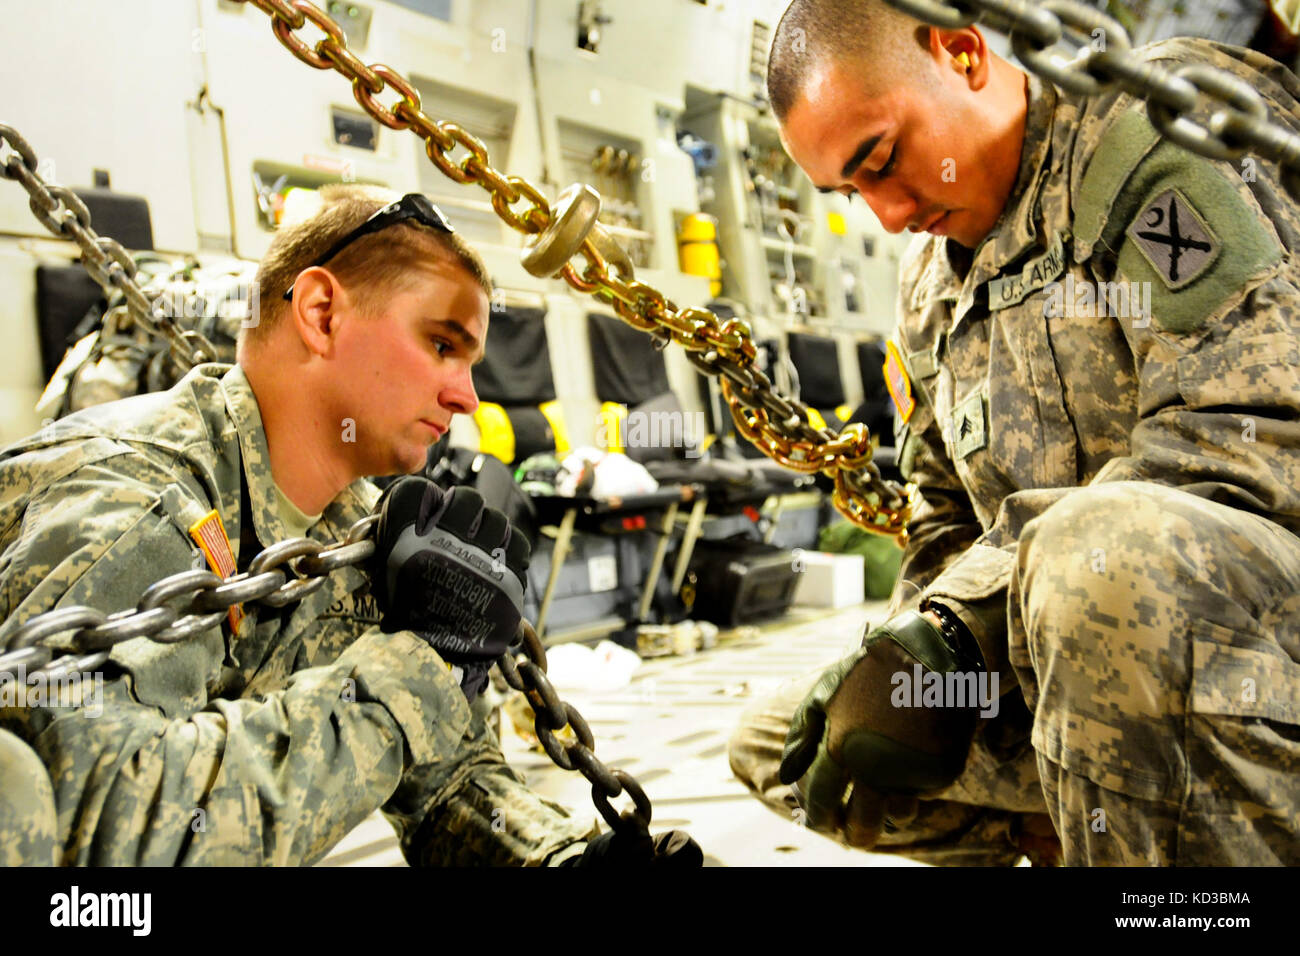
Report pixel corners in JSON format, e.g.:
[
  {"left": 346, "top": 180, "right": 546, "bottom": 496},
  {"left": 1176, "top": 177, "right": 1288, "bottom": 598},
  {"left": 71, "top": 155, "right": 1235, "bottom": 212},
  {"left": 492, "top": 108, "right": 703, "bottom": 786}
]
[
  {"left": 473, "top": 401, "right": 515, "bottom": 463},
  {"left": 598, "top": 402, "right": 626, "bottom": 454},
  {"left": 806, "top": 407, "right": 828, "bottom": 431},
  {"left": 538, "top": 399, "right": 571, "bottom": 455}
]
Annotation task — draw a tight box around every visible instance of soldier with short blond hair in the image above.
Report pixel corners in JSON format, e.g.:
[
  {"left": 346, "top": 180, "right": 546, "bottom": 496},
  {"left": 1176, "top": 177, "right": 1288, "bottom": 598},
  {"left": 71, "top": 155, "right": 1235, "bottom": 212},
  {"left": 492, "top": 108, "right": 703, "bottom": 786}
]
[{"left": 0, "top": 185, "right": 697, "bottom": 867}]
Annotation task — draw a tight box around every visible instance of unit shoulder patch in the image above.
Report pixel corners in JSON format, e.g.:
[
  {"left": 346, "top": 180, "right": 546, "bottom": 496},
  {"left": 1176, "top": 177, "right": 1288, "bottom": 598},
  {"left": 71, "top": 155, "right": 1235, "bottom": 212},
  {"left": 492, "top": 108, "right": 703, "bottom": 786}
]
[
  {"left": 1110, "top": 140, "right": 1285, "bottom": 334},
  {"left": 1125, "top": 187, "right": 1219, "bottom": 290}
]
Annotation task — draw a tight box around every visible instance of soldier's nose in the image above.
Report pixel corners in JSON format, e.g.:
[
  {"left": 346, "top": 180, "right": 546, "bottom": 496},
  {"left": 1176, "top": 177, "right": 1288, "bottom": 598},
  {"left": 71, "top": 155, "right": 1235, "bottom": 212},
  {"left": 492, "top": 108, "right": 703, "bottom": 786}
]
[{"left": 859, "top": 192, "right": 915, "bottom": 235}]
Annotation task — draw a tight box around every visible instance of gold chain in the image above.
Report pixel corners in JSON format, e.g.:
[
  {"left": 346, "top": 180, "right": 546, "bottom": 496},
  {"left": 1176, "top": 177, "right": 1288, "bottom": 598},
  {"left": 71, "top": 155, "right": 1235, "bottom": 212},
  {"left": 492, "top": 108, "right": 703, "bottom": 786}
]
[{"left": 235, "top": 0, "right": 913, "bottom": 540}]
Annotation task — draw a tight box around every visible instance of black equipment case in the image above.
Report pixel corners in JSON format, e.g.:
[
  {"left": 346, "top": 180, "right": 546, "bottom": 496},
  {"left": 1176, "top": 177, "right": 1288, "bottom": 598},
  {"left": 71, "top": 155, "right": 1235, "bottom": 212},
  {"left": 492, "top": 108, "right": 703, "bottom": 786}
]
[{"left": 684, "top": 535, "right": 799, "bottom": 626}]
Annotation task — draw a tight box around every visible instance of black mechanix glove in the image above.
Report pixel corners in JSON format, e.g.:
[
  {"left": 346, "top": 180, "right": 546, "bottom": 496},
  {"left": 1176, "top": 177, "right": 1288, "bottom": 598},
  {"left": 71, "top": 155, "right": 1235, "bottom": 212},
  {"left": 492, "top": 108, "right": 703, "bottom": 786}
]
[
  {"left": 778, "top": 607, "right": 984, "bottom": 848},
  {"left": 370, "top": 476, "right": 529, "bottom": 703},
  {"left": 563, "top": 828, "right": 704, "bottom": 868}
]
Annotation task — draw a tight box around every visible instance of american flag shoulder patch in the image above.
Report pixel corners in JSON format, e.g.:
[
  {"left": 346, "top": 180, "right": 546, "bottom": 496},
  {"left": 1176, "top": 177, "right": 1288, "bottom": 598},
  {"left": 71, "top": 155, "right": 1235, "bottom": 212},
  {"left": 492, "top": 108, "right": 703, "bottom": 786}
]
[
  {"left": 883, "top": 339, "right": 916, "bottom": 425},
  {"left": 188, "top": 509, "right": 244, "bottom": 632}
]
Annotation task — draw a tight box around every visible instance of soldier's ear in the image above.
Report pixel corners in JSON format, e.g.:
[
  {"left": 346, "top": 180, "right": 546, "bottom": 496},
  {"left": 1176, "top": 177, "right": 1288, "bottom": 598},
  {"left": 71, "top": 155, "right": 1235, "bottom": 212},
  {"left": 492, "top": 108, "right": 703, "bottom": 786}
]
[
  {"left": 965, "top": 32, "right": 990, "bottom": 90},
  {"left": 935, "top": 27, "right": 988, "bottom": 89},
  {"left": 289, "top": 267, "right": 345, "bottom": 357}
]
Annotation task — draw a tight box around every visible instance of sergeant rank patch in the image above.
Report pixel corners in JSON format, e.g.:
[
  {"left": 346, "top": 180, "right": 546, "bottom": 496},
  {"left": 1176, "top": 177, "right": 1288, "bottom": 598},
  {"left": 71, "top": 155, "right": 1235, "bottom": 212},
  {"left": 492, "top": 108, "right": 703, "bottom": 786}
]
[
  {"left": 1126, "top": 187, "right": 1219, "bottom": 290},
  {"left": 952, "top": 389, "right": 987, "bottom": 460}
]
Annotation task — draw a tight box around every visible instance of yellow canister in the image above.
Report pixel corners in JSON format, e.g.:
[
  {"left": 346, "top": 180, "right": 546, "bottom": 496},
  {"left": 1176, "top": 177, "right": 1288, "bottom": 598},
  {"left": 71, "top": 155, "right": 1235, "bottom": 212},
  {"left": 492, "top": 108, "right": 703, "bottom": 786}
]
[{"left": 678, "top": 212, "right": 722, "bottom": 297}]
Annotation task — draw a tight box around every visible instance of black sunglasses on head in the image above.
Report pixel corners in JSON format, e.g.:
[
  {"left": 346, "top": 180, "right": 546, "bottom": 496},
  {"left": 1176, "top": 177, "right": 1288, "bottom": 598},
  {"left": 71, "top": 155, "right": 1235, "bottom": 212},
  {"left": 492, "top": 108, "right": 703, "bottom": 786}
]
[{"left": 282, "top": 193, "right": 454, "bottom": 300}]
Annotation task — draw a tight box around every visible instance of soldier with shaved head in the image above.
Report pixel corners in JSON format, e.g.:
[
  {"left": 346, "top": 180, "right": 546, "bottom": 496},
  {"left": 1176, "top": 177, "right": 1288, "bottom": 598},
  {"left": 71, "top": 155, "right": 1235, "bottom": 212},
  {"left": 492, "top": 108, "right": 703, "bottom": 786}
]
[{"left": 731, "top": 0, "right": 1300, "bottom": 866}]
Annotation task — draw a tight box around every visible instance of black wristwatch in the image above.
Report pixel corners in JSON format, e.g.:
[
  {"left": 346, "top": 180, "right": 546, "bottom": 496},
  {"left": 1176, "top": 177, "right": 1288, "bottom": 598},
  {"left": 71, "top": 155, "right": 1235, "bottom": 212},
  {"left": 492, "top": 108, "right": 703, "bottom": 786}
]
[{"left": 921, "top": 600, "right": 985, "bottom": 671}]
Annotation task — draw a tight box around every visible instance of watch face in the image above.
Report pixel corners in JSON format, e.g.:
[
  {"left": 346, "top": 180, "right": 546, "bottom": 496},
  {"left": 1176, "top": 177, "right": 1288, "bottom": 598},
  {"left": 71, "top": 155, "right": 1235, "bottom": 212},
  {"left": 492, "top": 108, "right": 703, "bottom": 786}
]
[{"left": 922, "top": 604, "right": 975, "bottom": 665}]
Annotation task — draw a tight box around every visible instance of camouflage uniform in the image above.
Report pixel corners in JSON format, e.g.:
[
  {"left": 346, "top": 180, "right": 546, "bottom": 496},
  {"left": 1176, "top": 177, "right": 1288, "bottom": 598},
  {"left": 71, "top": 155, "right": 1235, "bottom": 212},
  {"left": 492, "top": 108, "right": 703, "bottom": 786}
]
[
  {"left": 0, "top": 729, "right": 58, "bottom": 866},
  {"left": 0, "top": 363, "right": 596, "bottom": 865},
  {"left": 1095, "top": 0, "right": 1269, "bottom": 47},
  {"left": 731, "top": 38, "right": 1300, "bottom": 865}
]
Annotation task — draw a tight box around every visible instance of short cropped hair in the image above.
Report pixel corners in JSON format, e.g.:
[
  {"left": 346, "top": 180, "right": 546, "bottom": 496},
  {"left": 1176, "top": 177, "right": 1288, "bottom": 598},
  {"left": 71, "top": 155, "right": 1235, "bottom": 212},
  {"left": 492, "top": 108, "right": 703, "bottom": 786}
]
[
  {"left": 246, "top": 184, "right": 492, "bottom": 345},
  {"left": 768, "top": 0, "right": 938, "bottom": 122}
]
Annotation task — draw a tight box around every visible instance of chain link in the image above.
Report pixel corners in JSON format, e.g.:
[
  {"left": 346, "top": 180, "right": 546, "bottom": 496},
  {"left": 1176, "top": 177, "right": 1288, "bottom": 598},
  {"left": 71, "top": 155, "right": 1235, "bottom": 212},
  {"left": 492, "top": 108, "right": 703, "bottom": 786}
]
[
  {"left": 231, "top": 0, "right": 914, "bottom": 541},
  {"left": 0, "top": 125, "right": 217, "bottom": 369},
  {"left": 498, "top": 621, "right": 653, "bottom": 837},
  {"left": 885, "top": 0, "right": 1300, "bottom": 179}
]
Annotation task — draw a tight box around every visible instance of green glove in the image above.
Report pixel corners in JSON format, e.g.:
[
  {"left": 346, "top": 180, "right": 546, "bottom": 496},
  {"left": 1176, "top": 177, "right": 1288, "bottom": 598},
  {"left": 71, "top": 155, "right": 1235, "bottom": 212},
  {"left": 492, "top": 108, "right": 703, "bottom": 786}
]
[{"left": 778, "top": 609, "right": 984, "bottom": 847}]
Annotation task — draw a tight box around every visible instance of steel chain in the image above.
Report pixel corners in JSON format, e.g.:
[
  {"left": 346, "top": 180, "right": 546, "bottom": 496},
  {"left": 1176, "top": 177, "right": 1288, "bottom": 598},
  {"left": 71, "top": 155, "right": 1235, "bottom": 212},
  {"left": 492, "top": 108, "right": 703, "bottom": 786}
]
[
  {"left": 0, "top": 125, "right": 217, "bottom": 369},
  {"left": 232, "top": 0, "right": 914, "bottom": 540},
  {"left": 0, "top": 507, "right": 652, "bottom": 837},
  {"left": 0, "top": 514, "right": 380, "bottom": 677},
  {"left": 883, "top": 0, "right": 1300, "bottom": 183},
  {"left": 497, "top": 621, "right": 653, "bottom": 837}
]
